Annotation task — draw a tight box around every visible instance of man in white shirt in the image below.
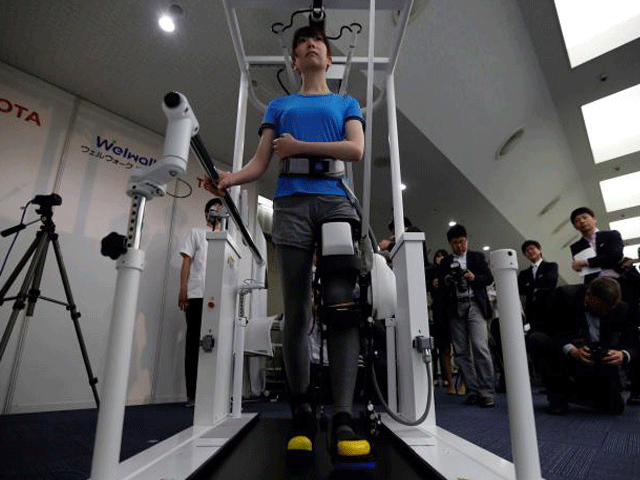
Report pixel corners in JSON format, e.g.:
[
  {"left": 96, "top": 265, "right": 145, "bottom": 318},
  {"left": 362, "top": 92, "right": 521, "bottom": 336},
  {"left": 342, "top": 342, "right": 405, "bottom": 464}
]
[{"left": 179, "top": 198, "right": 224, "bottom": 406}]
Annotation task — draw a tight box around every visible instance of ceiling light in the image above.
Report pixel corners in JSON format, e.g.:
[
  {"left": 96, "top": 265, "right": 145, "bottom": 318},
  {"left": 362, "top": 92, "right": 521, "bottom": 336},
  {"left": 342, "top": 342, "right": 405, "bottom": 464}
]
[
  {"left": 158, "top": 4, "right": 184, "bottom": 33},
  {"left": 600, "top": 171, "right": 640, "bottom": 212},
  {"left": 495, "top": 127, "right": 525, "bottom": 160},
  {"left": 538, "top": 195, "right": 561, "bottom": 217},
  {"left": 400, "top": 183, "right": 407, "bottom": 191},
  {"left": 483, "top": 246, "right": 490, "bottom": 251},
  {"left": 610, "top": 216, "right": 640, "bottom": 240},
  {"left": 448, "top": 221, "right": 457, "bottom": 227},
  {"left": 624, "top": 243, "right": 640, "bottom": 259},
  {"left": 158, "top": 15, "right": 175, "bottom": 32},
  {"left": 582, "top": 82, "right": 640, "bottom": 163},
  {"left": 553, "top": 0, "right": 640, "bottom": 67},
  {"left": 552, "top": 218, "right": 571, "bottom": 235}
]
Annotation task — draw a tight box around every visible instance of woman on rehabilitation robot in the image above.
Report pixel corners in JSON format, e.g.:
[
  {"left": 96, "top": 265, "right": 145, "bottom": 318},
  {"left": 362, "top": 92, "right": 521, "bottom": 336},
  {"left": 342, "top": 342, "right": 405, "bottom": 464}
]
[{"left": 214, "top": 25, "right": 370, "bottom": 466}]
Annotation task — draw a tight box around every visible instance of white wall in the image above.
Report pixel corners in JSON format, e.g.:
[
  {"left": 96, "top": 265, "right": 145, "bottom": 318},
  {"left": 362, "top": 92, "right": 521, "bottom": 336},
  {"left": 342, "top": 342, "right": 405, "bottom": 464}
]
[{"left": 0, "top": 61, "right": 249, "bottom": 413}]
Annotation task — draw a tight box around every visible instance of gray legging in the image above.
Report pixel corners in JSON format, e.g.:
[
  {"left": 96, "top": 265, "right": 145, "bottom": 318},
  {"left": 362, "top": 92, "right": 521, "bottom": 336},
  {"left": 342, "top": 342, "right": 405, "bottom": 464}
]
[{"left": 277, "top": 245, "right": 360, "bottom": 414}]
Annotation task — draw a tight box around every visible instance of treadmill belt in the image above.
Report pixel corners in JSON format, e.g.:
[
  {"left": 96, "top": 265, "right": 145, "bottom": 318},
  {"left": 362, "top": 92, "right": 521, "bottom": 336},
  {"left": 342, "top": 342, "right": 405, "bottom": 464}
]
[{"left": 192, "top": 417, "right": 445, "bottom": 480}]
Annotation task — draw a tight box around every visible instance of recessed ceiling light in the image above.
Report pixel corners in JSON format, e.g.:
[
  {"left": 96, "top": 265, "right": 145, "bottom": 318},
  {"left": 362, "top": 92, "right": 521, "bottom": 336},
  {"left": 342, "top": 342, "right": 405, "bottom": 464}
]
[
  {"left": 158, "top": 15, "right": 175, "bottom": 32},
  {"left": 551, "top": 218, "right": 571, "bottom": 235},
  {"left": 610, "top": 216, "right": 640, "bottom": 240},
  {"left": 158, "top": 4, "right": 184, "bottom": 33},
  {"left": 600, "top": 171, "right": 640, "bottom": 212},
  {"left": 495, "top": 127, "right": 525, "bottom": 160},
  {"left": 624, "top": 243, "right": 640, "bottom": 259},
  {"left": 538, "top": 195, "right": 561, "bottom": 217},
  {"left": 553, "top": 0, "right": 640, "bottom": 67},
  {"left": 448, "top": 221, "right": 457, "bottom": 227},
  {"left": 483, "top": 246, "right": 490, "bottom": 251},
  {"left": 582, "top": 82, "right": 640, "bottom": 163}
]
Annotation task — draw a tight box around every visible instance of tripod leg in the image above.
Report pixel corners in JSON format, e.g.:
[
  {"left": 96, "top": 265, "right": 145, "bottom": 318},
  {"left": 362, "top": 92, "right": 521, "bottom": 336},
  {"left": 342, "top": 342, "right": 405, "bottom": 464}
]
[
  {"left": 51, "top": 234, "right": 100, "bottom": 408},
  {"left": 1, "top": 231, "right": 49, "bottom": 413},
  {"left": 0, "top": 231, "right": 48, "bottom": 364},
  {"left": 0, "top": 231, "right": 43, "bottom": 302},
  {"left": 24, "top": 233, "right": 51, "bottom": 318}
]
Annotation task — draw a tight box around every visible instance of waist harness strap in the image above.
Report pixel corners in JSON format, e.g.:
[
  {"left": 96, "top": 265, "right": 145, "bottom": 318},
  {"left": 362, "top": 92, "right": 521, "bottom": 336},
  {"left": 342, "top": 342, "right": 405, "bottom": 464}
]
[{"left": 280, "top": 157, "right": 345, "bottom": 178}]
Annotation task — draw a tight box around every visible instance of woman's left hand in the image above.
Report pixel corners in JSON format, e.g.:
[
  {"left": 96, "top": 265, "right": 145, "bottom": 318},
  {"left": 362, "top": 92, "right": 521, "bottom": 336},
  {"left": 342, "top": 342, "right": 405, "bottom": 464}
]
[{"left": 273, "top": 133, "right": 301, "bottom": 158}]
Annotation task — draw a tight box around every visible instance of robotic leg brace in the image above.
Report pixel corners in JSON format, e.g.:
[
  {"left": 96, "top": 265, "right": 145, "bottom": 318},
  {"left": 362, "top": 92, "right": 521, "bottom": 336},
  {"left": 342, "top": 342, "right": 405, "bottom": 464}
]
[{"left": 315, "top": 220, "right": 376, "bottom": 469}]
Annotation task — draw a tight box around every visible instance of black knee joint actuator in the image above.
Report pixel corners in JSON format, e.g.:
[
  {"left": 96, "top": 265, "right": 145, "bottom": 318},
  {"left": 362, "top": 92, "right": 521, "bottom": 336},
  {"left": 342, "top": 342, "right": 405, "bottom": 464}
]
[{"left": 317, "top": 221, "right": 361, "bottom": 327}]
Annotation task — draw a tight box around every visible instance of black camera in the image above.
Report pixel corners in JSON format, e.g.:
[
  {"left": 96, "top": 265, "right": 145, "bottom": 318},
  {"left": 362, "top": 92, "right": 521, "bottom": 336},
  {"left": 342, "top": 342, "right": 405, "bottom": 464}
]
[
  {"left": 588, "top": 343, "right": 606, "bottom": 364},
  {"left": 448, "top": 261, "right": 469, "bottom": 293}
]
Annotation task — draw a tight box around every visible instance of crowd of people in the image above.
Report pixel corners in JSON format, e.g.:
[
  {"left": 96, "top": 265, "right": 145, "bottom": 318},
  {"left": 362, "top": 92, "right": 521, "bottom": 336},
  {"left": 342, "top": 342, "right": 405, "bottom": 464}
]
[{"left": 407, "top": 206, "right": 640, "bottom": 415}]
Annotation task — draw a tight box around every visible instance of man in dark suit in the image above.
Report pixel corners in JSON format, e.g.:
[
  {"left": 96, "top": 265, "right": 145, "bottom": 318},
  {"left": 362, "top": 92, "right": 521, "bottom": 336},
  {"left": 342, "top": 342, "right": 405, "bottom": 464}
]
[
  {"left": 439, "top": 224, "right": 495, "bottom": 407},
  {"left": 544, "top": 277, "right": 636, "bottom": 415},
  {"left": 518, "top": 240, "right": 559, "bottom": 388},
  {"left": 518, "top": 240, "right": 558, "bottom": 329},
  {"left": 569, "top": 207, "right": 623, "bottom": 285}
]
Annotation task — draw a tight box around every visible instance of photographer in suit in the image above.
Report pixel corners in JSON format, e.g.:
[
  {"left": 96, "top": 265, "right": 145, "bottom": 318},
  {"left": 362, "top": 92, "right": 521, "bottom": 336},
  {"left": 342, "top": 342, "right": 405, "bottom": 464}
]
[
  {"left": 544, "top": 277, "right": 636, "bottom": 415},
  {"left": 439, "top": 224, "right": 495, "bottom": 407}
]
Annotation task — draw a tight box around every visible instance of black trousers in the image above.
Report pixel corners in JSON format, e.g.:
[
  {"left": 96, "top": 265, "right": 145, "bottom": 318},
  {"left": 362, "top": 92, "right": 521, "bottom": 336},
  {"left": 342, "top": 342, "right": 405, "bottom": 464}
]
[
  {"left": 544, "top": 353, "right": 624, "bottom": 414},
  {"left": 185, "top": 298, "right": 203, "bottom": 400}
]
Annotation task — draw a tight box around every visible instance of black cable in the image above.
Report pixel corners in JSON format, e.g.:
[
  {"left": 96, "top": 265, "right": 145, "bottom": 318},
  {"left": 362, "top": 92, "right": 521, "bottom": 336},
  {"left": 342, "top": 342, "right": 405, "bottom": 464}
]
[
  {"left": 0, "top": 200, "right": 33, "bottom": 279},
  {"left": 276, "top": 67, "right": 291, "bottom": 95},
  {"left": 271, "top": 8, "right": 314, "bottom": 34},
  {"left": 370, "top": 338, "right": 433, "bottom": 426},
  {"left": 326, "top": 22, "right": 363, "bottom": 40},
  {"left": 165, "top": 178, "right": 193, "bottom": 199}
]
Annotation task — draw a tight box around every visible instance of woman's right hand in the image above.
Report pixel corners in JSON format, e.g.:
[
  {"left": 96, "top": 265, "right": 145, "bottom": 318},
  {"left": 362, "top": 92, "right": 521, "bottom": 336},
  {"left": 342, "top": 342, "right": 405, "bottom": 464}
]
[{"left": 209, "top": 170, "right": 232, "bottom": 197}]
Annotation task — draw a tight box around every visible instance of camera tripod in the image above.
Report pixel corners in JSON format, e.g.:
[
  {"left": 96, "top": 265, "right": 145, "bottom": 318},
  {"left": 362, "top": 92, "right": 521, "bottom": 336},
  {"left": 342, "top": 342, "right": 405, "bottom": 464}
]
[{"left": 0, "top": 194, "right": 99, "bottom": 410}]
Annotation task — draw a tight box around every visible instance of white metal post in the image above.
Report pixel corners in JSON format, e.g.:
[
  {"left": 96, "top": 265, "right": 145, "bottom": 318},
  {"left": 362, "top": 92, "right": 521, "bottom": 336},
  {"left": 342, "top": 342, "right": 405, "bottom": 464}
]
[
  {"left": 389, "top": 232, "right": 432, "bottom": 425},
  {"left": 194, "top": 231, "right": 242, "bottom": 427},
  {"left": 90, "top": 247, "right": 145, "bottom": 480},
  {"left": 232, "top": 317, "right": 248, "bottom": 418},
  {"left": 360, "top": 0, "right": 376, "bottom": 236},
  {"left": 385, "top": 317, "right": 398, "bottom": 411},
  {"left": 491, "top": 249, "right": 542, "bottom": 480},
  {"left": 231, "top": 71, "right": 249, "bottom": 207},
  {"left": 386, "top": 73, "right": 405, "bottom": 244}
]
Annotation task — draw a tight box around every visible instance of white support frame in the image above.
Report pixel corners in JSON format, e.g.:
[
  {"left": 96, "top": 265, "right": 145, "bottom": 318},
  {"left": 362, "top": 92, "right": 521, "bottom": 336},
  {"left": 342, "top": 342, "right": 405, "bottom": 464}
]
[
  {"left": 89, "top": 1, "right": 543, "bottom": 479},
  {"left": 220, "top": 2, "right": 542, "bottom": 479}
]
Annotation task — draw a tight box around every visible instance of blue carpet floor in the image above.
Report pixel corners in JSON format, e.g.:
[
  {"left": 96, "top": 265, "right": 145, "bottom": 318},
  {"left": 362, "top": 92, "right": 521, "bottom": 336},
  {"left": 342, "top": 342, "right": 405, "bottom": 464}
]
[{"left": 1, "top": 387, "right": 639, "bottom": 479}]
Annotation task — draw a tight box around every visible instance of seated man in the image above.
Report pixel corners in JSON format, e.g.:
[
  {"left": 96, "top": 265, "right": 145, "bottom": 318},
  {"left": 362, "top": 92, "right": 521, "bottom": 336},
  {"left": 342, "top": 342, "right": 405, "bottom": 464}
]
[{"left": 543, "top": 277, "right": 636, "bottom": 415}]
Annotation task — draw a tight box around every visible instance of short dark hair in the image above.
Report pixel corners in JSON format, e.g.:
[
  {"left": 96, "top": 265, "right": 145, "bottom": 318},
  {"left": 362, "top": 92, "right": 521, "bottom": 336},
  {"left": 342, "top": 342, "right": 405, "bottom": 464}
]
[
  {"left": 587, "top": 277, "right": 621, "bottom": 307},
  {"left": 521, "top": 240, "right": 541, "bottom": 254},
  {"left": 570, "top": 207, "right": 595, "bottom": 225},
  {"left": 205, "top": 198, "right": 222, "bottom": 213},
  {"left": 447, "top": 224, "right": 467, "bottom": 242},
  {"left": 291, "top": 25, "right": 332, "bottom": 57},
  {"left": 388, "top": 216, "right": 413, "bottom": 232}
]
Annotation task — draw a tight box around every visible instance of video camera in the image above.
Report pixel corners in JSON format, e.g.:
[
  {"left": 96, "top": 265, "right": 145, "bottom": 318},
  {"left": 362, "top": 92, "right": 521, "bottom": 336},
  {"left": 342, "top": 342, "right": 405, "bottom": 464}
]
[{"left": 447, "top": 261, "right": 469, "bottom": 293}]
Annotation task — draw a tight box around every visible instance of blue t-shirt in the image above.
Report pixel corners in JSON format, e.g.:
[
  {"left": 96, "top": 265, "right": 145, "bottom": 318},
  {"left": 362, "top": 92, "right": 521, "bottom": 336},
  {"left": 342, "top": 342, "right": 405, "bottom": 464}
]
[{"left": 260, "top": 93, "right": 364, "bottom": 198}]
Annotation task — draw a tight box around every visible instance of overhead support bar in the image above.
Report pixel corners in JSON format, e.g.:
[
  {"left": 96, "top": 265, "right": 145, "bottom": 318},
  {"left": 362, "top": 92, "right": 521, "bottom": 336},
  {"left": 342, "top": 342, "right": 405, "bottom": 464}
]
[
  {"left": 388, "top": 0, "right": 414, "bottom": 74},
  {"left": 226, "top": 0, "right": 406, "bottom": 10},
  {"left": 245, "top": 55, "right": 390, "bottom": 68}
]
